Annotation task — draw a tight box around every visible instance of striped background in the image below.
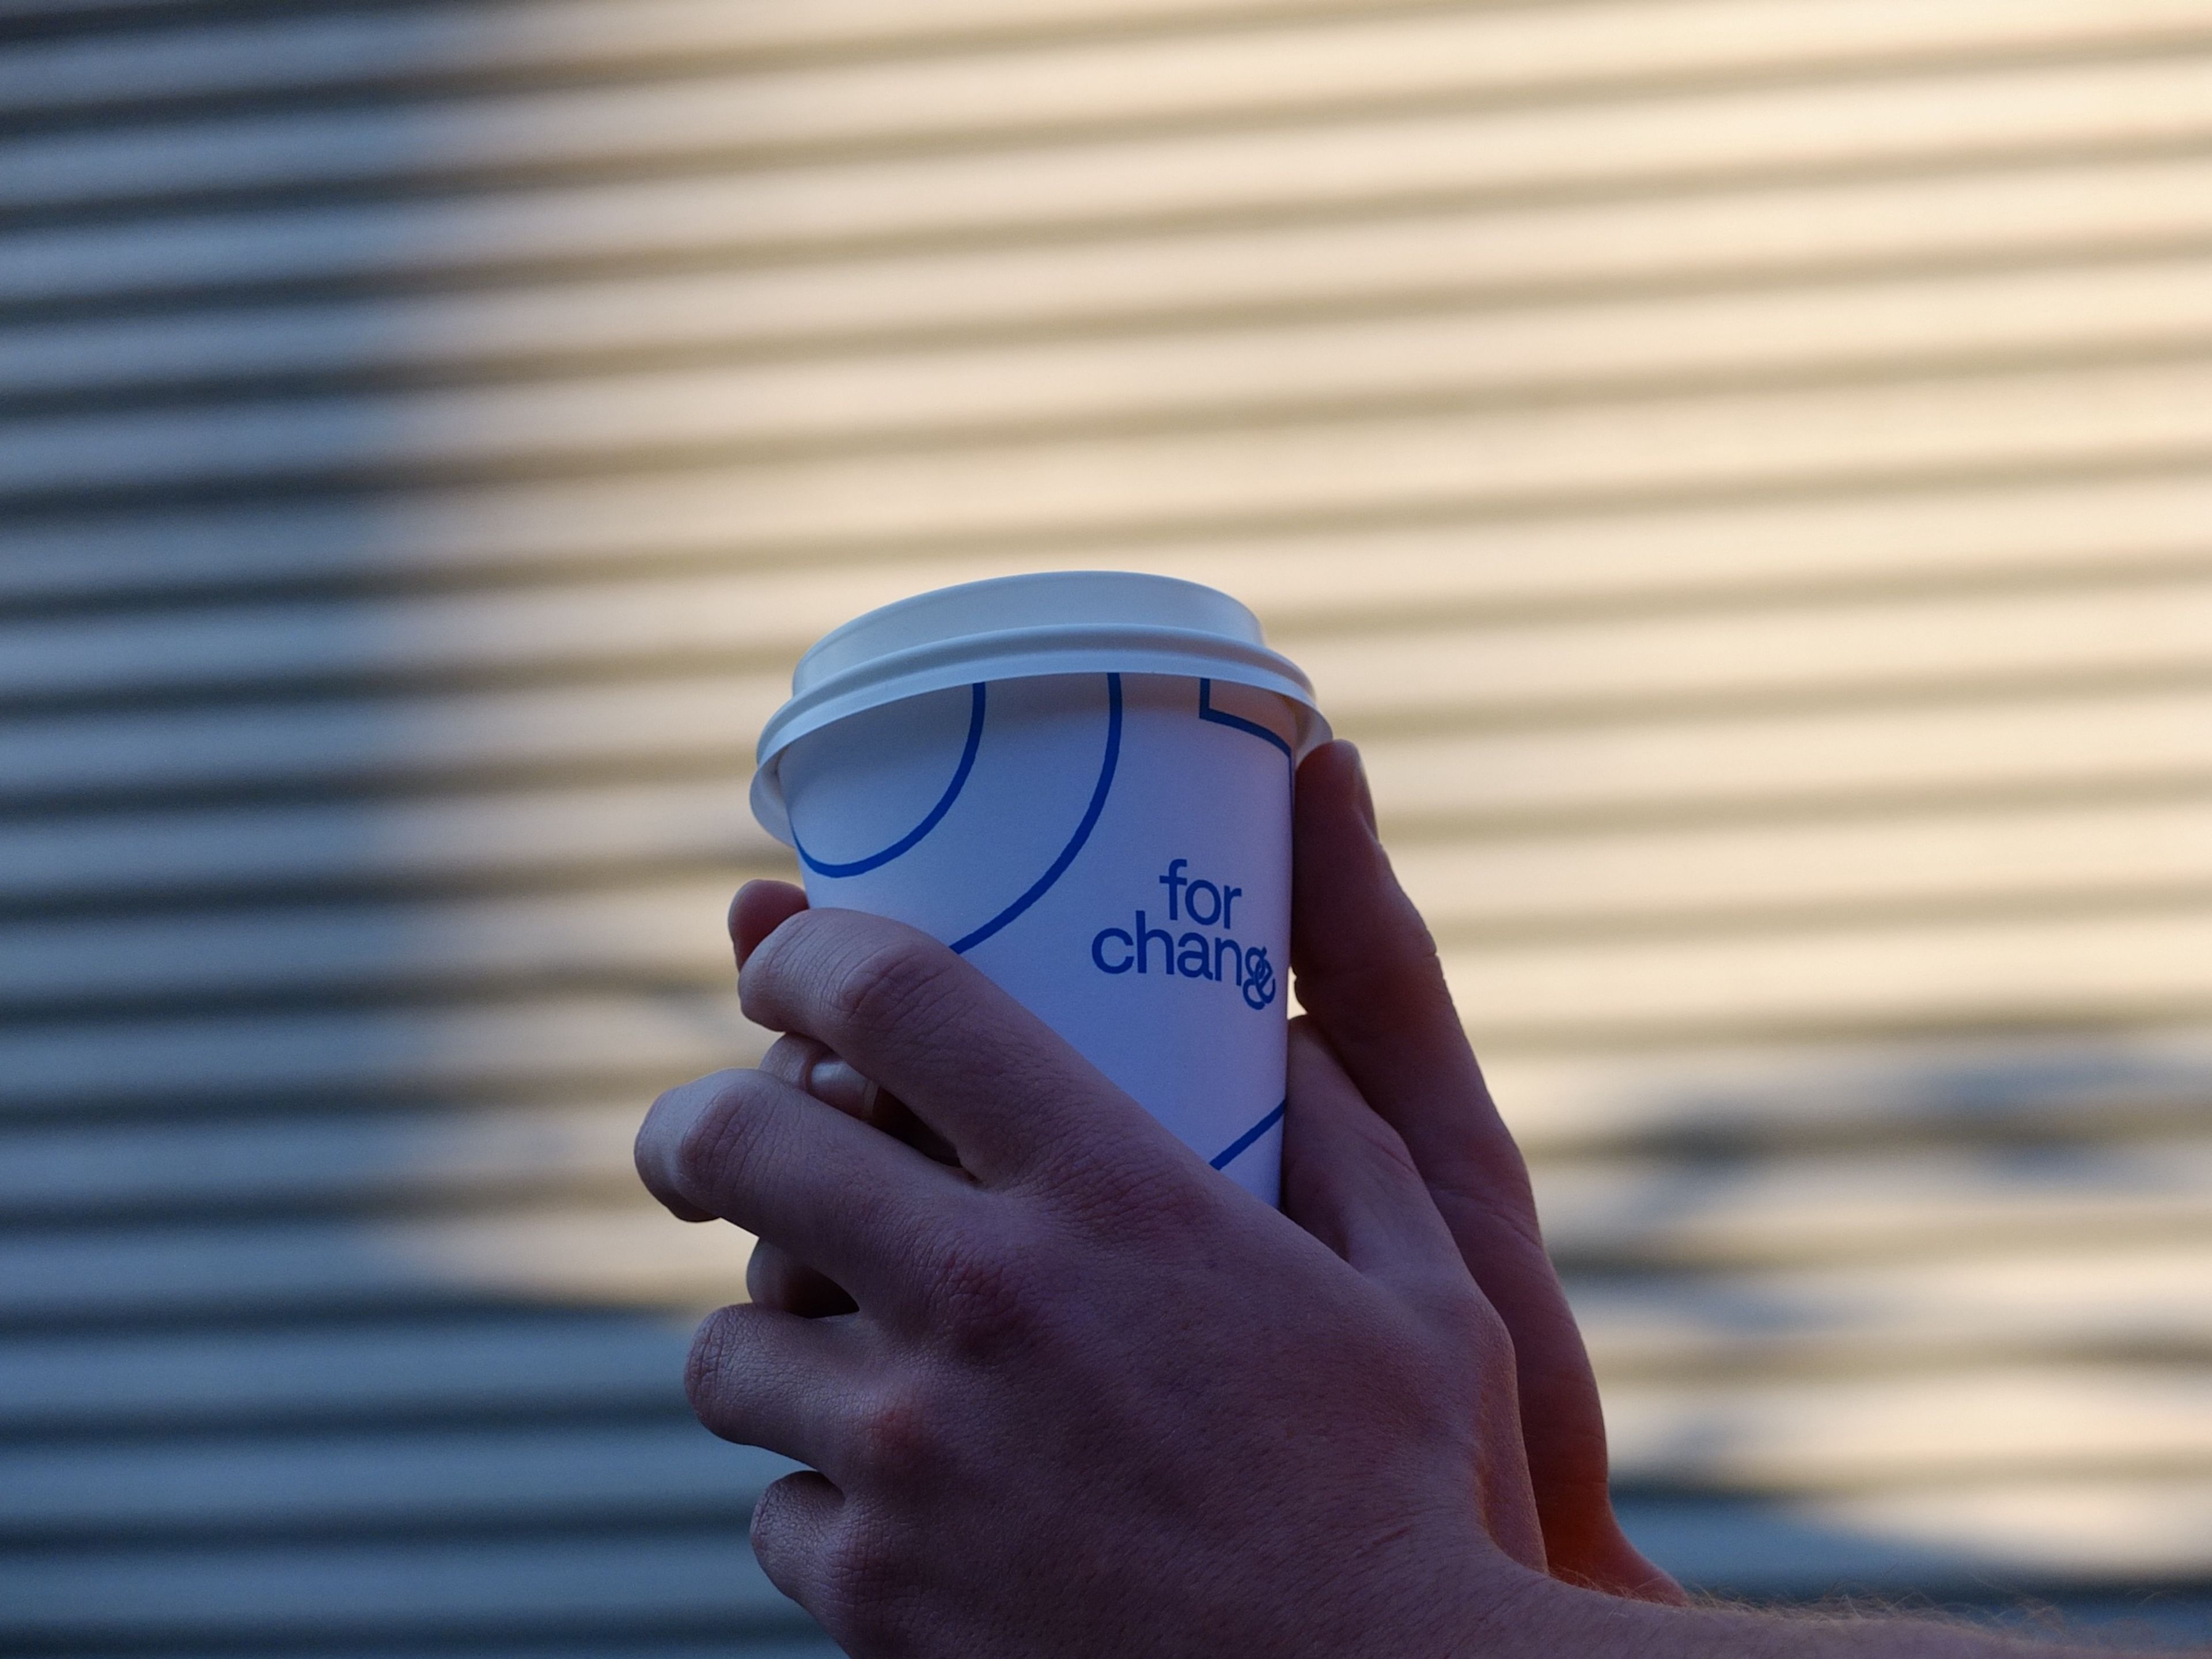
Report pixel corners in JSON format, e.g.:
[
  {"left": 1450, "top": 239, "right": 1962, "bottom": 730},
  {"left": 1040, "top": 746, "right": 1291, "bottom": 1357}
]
[{"left": 4, "top": 0, "right": 2211, "bottom": 1652}]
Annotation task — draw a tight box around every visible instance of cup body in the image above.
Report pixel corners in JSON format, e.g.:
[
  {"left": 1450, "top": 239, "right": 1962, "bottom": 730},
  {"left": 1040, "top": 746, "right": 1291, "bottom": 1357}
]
[{"left": 778, "top": 670, "right": 1295, "bottom": 1202}]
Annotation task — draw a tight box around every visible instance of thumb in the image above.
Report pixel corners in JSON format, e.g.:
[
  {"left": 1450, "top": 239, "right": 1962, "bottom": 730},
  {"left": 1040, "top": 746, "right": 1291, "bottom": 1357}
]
[{"left": 1292, "top": 739, "right": 1683, "bottom": 1604}]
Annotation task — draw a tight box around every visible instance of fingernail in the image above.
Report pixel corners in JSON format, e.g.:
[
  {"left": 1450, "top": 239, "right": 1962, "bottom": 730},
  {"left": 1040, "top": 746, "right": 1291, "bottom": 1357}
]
[{"left": 805, "top": 1055, "right": 878, "bottom": 1117}]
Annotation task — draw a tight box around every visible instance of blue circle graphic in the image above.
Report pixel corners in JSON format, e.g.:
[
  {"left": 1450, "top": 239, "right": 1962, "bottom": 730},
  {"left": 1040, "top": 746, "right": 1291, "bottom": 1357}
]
[
  {"left": 950, "top": 674, "right": 1123, "bottom": 955},
  {"left": 793, "top": 682, "right": 987, "bottom": 878}
]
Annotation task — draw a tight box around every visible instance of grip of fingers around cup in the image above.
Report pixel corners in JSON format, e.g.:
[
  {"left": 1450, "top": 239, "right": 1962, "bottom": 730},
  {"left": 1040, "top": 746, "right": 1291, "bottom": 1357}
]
[
  {"left": 803, "top": 1055, "right": 878, "bottom": 1118},
  {"left": 807, "top": 1054, "right": 959, "bottom": 1165}
]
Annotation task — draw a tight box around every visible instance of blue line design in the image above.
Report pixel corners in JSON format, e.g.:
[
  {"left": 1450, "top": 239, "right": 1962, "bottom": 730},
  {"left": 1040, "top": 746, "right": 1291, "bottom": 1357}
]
[
  {"left": 794, "top": 682, "right": 986, "bottom": 877},
  {"left": 1198, "top": 678, "right": 1293, "bottom": 764},
  {"left": 1210, "top": 1099, "right": 1287, "bottom": 1170},
  {"left": 949, "top": 673, "right": 1122, "bottom": 955}
]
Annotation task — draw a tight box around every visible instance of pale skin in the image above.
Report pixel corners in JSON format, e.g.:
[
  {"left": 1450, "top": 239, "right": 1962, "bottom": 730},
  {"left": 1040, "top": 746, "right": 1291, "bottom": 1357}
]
[{"left": 637, "top": 741, "right": 2150, "bottom": 1657}]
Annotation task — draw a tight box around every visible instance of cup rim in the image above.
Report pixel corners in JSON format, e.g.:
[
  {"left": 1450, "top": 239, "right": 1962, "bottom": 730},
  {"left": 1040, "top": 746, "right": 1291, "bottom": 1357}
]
[{"left": 749, "top": 574, "right": 1328, "bottom": 843}]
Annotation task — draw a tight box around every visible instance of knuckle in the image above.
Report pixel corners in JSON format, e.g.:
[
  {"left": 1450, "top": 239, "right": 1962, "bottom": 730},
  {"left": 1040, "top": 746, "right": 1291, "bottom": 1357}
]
[
  {"left": 850, "top": 1379, "right": 945, "bottom": 1490},
  {"left": 1458, "top": 1293, "right": 1514, "bottom": 1362},
  {"left": 1056, "top": 1143, "right": 1217, "bottom": 1252},
  {"left": 635, "top": 1090, "right": 677, "bottom": 1185},
  {"left": 746, "top": 1483, "right": 791, "bottom": 1561},
  {"left": 1415, "top": 1279, "right": 1517, "bottom": 1386},
  {"left": 828, "top": 934, "right": 951, "bottom": 1040},
  {"left": 922, "top": 1222, "right": 1044, "bottom": 1354},
  {"left": 682, "top": 1306, "right": 747, "bottom": 1429},
  {"left": 672, "top": 1075, "right": 770, "bottom": 1205}
]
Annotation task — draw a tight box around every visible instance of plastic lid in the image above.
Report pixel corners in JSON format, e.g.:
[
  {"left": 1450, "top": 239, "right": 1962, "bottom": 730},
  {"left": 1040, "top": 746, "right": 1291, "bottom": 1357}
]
[{"left": 751, "top": 571, "right": 1328, "bottom": 839}]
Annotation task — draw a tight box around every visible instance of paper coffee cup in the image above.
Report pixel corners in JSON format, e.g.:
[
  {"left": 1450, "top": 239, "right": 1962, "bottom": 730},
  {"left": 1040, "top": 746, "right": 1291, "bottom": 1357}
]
[{"left": 751, "top": 573, "right": 1330, "bottom": 1204}]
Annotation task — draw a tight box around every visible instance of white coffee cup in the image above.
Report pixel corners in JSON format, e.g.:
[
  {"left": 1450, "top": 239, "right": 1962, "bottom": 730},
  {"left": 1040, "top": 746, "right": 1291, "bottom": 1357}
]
[{"left": 752, "top": 572, "right": 1330, "bottom": 1204}]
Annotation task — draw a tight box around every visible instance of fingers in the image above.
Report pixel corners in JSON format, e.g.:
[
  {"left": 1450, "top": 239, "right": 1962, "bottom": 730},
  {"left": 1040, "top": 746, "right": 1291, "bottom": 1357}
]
[
  {"left": 743, "top": 1034, "right": 955, "bottom": 1318},
  {"left": 748, "top": 1470, "right": 845, "bottom": 1613},
  {"left": 759, "top": 1033, "right": 958, "bottom": 1165},
  {"left": 1279, "top": 1020, "right": 1463, "bottom": 1286},
  {"left": 747, "top": 1236, "right": 857, "bottom": 1319},
  {"left": 637, "top": 1066, "right": 976, "bottom": 1310},
  {"left": 730, "top": 879, "right": 809, "bottom": 972},
  {"left": 738, "top": 906, "right": 1175, "bottom": 1185},
  {"left": 688, "top": 1301, "right": 858, "bottom": 1474}
]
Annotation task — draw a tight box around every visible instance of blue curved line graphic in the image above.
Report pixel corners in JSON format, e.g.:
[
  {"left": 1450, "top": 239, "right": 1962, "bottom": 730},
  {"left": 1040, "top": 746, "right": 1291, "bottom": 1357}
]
[
  {"left": 1198, "top": 678, "right": 1293, "bottom": 765},
  {"left": 794, "top": 682, "right": 987, "bottom": 878},
  {"left": 1211, "top": 1099, "right": 1286, "bottom": 1170},
  {"left": 950, "top": 673, "right": 1122, "bottom": 955}
]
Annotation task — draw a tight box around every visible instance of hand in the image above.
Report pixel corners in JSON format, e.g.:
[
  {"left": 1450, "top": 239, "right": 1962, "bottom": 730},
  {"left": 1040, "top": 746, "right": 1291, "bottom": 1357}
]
[
  {"left": 1289, "top": 741, "right": 1681, "bottom": 1602},
  {"left": 638, "top": 900, "right": 1577, "bottom": 1656}
]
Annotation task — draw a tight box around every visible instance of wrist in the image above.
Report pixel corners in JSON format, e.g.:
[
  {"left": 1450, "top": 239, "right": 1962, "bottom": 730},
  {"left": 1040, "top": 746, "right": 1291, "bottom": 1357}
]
[
  {"left": 1473, "top": 1579, "right": 2092, "bottom": 1659},
  {"left": 1438, "top": 1570, "right": 1683, "bottom": 1658}
]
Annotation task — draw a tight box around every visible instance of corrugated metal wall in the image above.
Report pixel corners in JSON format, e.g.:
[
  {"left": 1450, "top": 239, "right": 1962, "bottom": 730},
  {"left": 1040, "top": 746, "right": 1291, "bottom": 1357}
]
[{"left": 4, "top": 0, "right": 2210, "bottom": 1650}]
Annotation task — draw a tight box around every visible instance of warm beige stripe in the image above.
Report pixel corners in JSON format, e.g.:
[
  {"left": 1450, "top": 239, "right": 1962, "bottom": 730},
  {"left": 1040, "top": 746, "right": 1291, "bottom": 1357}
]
[
  {"left": 375, "top": 1205, "right": 759, "bottom": 1309},
  {"left": 0, "top": 1102, "right": 654, "bottom": 1211},
  {"left": 18, "top": 157, "right": 2212, "bottom": 401},
  {"left": 1605, "top": 1365, "right": 2212, "bottom": 1488},
  {"left": 14, "top": 256, "right": 2212, "bottom": 501},
  {"left": 1575, "top": 1240, "right": 2212, "bottom": 1372},
  {"left": 0, "top": 1205, "right": 757, "bottom": 1317},
  {"left": 1748, "top": 1478, "right": 2212, "bottom": 1579},
  {"left": 9, "top": 0, "right": 2211, "bottom": 127},
  {"left": 14, "top": 1, "right": 2212, "bottom": 209}
]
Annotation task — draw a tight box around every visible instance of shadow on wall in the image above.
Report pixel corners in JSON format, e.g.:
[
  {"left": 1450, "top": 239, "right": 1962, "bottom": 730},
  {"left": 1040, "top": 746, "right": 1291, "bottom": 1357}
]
[{"left": 1528, "top": 1037, "right": 2212, "bottom": 1638}]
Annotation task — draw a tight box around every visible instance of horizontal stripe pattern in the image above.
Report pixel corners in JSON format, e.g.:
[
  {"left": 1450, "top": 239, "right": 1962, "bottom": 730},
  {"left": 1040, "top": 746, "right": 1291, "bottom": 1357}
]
[{"left": 5, "top": 0, "right": 2209, "bottom": 1652}]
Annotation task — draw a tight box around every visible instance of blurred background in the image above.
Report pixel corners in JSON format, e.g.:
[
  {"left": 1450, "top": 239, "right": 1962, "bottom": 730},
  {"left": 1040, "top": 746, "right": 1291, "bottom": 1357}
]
[{"left": 3, "top": 0, "right": 2211, "bottom": 1653}]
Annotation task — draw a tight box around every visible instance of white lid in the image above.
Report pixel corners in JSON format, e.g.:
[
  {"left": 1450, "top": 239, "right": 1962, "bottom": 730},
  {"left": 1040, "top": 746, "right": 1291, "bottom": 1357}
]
[{"left": 751, "top": 571, "right": 1328, "bottom": 839}]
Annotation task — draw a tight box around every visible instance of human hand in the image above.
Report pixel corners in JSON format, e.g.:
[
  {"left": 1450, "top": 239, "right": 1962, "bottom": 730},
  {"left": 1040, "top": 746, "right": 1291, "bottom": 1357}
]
[
  {"left": 638, "top": 898, "right": 1580, "bottom": 1657},
  {"left": 1290, "top": 740, "right": 1680, "bottom": 1603}
]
